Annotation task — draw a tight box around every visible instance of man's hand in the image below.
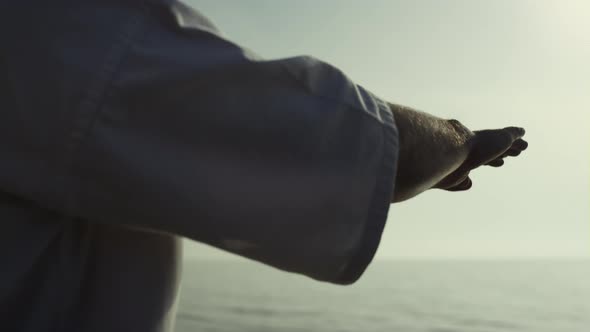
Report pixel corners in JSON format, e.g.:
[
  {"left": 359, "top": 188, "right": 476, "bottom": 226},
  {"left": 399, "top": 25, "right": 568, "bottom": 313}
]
[
  {"left": 434, "top": 126, "right": 528, "bottom": 192},
  {"left": 389, "top": 104, "right": 528, "bottom": 202}
]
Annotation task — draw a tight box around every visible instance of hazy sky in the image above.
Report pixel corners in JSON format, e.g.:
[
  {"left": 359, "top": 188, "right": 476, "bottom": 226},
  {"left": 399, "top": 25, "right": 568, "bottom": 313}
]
[{"left": 184, "top": 0, "right": 589, "bottom": 259}]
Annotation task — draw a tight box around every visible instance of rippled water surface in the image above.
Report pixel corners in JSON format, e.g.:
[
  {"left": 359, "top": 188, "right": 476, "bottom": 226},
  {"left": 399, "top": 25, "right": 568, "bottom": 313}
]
[{"left": 175, "top": 260, "right": 590, "bottom": 332}]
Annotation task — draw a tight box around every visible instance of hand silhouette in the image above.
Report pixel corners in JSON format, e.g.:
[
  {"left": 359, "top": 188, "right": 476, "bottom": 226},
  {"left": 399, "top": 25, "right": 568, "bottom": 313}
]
[
  {"left": 389, "top": 104, "right": 529, "bottom": 202},
  {"left": 434, "top": 127, "right": 528, "bottom": 191}
]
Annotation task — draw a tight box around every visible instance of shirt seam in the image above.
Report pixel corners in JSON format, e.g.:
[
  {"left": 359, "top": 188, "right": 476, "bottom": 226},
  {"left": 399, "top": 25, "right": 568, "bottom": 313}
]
[
  {"left": 56, "top": 4, "right": 152, "bottom": 331},
  {"left": 277, "top": 59, "right": 393, "bottom": 128},
  {"left": 63, "top": 4, "right": 151, "bottom": 219}
]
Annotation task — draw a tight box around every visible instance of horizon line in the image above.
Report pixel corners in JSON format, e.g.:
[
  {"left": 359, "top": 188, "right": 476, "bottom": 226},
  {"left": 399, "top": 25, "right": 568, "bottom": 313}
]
[{"left": 183, "top": 256, "right": 590, "bottom": 262}]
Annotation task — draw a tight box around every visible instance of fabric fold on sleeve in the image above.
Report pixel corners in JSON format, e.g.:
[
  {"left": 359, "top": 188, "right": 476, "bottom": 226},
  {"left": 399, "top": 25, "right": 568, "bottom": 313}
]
[{"left": 64, "top": 3, "right": 400, "bottom": 284}]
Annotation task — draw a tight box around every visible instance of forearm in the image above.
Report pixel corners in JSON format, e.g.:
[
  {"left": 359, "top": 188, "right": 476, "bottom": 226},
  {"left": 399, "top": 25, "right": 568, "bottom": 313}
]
[{"left": 389, "top": 103, "right": 472, "bottom": 202}]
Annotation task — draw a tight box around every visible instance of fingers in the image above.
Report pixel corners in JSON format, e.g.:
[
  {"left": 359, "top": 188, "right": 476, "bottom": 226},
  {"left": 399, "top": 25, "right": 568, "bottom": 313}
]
[
  {"left": 485, "top": 134, "right": 529, "bottom": 167},
  {"left": 467, "top": 127, "right": 525, "bottom": 169},
  {"left": 503, "top": 127, "right": 526, "bottom": 141},
  {"left": 512, "top": 138, "right": 528, "bottom": 150},
  {"left": 507, "top": 138, "right": 528, "bottom": 156},
  {"left": 505, "top": 148, "right": 522, "bottom": 157},
  {"left": 486, "top": 159, "right": 504, "bottom": 167},
  {"left": 446, "top": 177, "right": 472, "bottom": 191}
]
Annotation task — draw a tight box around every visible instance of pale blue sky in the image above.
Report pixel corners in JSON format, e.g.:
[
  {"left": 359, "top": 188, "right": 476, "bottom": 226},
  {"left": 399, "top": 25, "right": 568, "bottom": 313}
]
[{"left": 184, "top": 0, "right": 589, "bottom": 259}]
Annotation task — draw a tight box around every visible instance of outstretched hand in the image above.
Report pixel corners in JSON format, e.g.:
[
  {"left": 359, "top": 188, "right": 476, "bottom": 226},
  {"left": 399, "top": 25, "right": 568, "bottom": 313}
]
[
  {"left": 434, "top": 127, "right": 528, "bottom": 191},
  {"left": 389, "top": 103, "right": 528, "bottom": 202}
]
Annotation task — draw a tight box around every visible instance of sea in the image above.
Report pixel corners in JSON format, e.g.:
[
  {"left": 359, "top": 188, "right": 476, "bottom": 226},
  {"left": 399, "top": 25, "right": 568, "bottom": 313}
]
[{"left": 174, "top": 260, "right": 590, "bottom": 332}]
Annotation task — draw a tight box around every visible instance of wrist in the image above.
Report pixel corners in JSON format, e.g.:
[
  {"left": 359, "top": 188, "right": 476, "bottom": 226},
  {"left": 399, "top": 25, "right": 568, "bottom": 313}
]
[{"left": 388, "top": 103, "right": 473, "bottom": 202}]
